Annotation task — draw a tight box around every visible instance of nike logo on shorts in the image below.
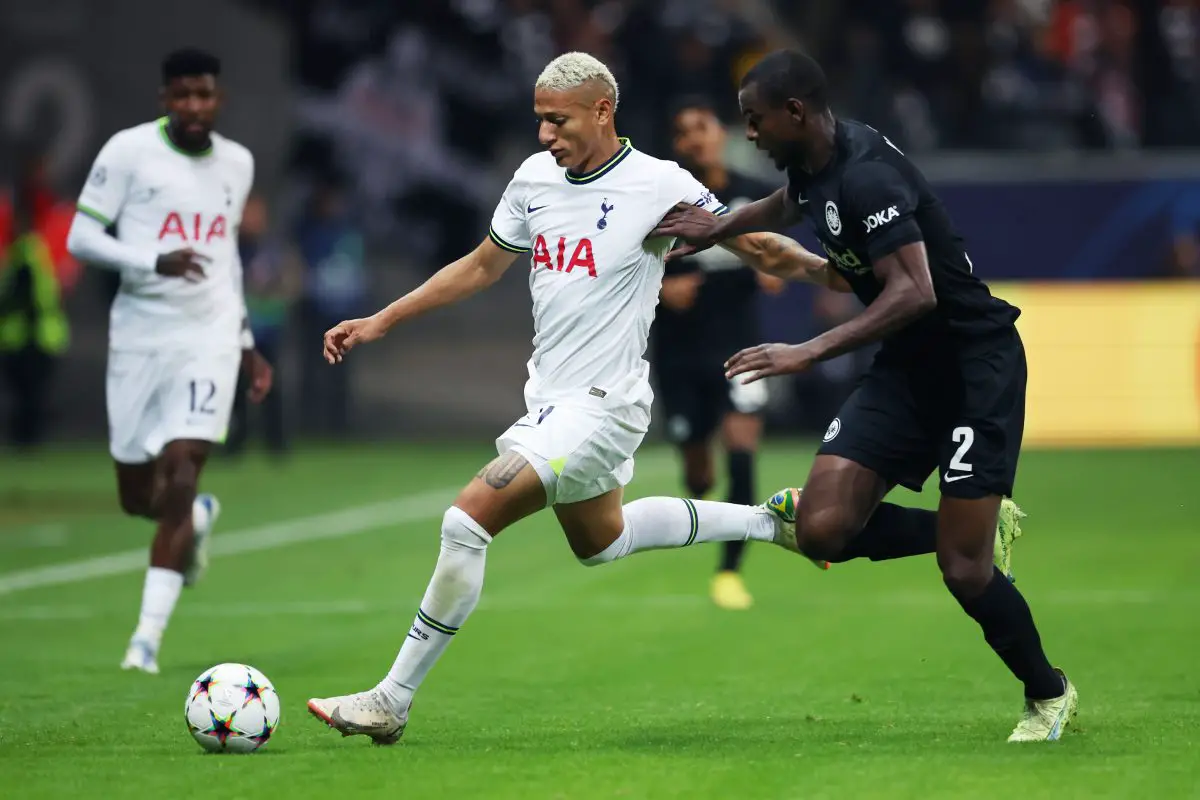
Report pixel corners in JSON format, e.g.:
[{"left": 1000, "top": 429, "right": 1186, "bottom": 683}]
[
  {"left": 527, "top": 204, "right": 547, "bottom": 213},
  {"left": 943, "top": 472, "right": 973, "bottom": 483}
]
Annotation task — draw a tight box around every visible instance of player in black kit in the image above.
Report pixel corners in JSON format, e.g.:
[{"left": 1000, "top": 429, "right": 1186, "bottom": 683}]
[
  {"left": 652, "top": 98, "right": 792, "bottom": 611},
  {"left": 652, "top": 50, "right": 1077, "bottom": 742}
]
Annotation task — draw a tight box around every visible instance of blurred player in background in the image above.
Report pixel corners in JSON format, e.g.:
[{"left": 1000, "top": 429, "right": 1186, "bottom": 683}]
[
  {"left": 652, "top": 97, "right": 785, "bottom": 611},
  {"left": 66, "top": 49, "right": 273, "bottom": 674},
  {"left": 308, "top": 52, "right": 847, "bottom": 745},
  {"left": 655, "top": 50, "right": 1075, "bottom": 742}
]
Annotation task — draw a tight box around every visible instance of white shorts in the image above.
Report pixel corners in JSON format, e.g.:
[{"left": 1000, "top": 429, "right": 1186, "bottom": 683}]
[
  {"left": 495, "top": 394, "right": 651, "bottom": 506},
  {"left": 107, "top": 348, "right": 241, "bottom": 464}
]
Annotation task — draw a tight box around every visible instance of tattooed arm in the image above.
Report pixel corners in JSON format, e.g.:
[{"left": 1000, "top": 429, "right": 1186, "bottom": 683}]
[
  {"left": 719, "top": 233, "right": 853, "bottom": 293},
  {"left": 323, "top": 237, "right": 519, "bottom": 363}
]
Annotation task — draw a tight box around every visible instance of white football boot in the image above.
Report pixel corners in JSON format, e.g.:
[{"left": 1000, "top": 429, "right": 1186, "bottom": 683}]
[
  {"left": 1008, "top": 670, "right": 1078, "bottom": 742},
  {"left": 120, "top": 637, "right": 160, "bottom": 675},
  {"left": 308, "top": 690, "right": 408, "bottom": 745}
]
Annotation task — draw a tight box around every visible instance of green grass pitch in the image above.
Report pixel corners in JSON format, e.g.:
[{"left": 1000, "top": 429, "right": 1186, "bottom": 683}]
[{"left": 1, "top": 442, "right": 1197, "bottom": 799}]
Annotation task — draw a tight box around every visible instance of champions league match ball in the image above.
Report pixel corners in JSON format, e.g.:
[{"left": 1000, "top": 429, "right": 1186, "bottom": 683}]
[{"left": 184, "top": 663, "right": 281, "bottom": 753}]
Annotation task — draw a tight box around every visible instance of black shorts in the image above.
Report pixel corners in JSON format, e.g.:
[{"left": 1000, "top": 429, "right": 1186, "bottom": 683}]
[
  {"left": 816, "top": 327, "right": 1027, "bottom": 499},
  {"left": 656, "top": 361, "right": 768, "bottom": 446}
]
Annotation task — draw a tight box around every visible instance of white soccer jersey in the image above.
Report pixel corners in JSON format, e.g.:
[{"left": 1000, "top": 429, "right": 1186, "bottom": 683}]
[
  {"left": 76, "top": 118, "right": 254, "bottom": 352},
  {"left": 489, "top": 139, "right": 726, "bottom": 402}
]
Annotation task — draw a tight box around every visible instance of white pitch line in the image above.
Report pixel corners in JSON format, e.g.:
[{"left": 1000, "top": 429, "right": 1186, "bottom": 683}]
[
  {"left": 0, "top": 600, "right": 374, "bottom": 621},
  {"left": 0, "top": 454, "right": 683, "bottom": 598},
  {"left": 0, "top": 487, "right": 458, "bottom": 597}
]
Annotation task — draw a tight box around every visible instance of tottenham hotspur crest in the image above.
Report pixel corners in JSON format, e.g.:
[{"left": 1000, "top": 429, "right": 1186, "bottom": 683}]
[
  {"left": 597, "top": 198, "right": 614, "bottom": 230},
  {"left": 824, "top": 200, "right": 842, "bottom": 236}
]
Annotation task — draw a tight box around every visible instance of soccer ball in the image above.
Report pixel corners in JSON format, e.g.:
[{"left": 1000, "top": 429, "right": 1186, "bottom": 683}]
[{"left": 184, "top": 663, "right": 281, "bottom": 753}]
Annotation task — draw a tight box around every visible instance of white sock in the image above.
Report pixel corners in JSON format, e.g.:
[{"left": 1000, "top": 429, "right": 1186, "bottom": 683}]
[
  {"left": 192, "top": 497, "right": 211, "bottom": 532},
  {"left": 132, "top": 567, "right": 184, "bottom": 649},
  {"left": 581, "top": 497, "right": 776, "bottom": 565},
  {"left": 377, "top": 506, "right": 491, "bottom": 713}
]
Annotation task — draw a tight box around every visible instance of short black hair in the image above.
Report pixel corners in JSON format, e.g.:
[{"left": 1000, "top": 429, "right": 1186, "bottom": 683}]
[
  {"left": 667, "top": 94, "right": 721, "bottom": 133},
  {"left": 161, "top": 48, "right": 221, "bottom": 84},
  {"left": 740, "top": 50, "right": 829, "bottom": 112},
  {"left": 669, "top": 94, "right": 720, "bottom": 122}
]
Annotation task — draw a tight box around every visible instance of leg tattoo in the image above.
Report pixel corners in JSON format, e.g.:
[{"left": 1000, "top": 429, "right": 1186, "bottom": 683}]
[{"left": 476, "top": 452, "right": 527, "bottom": 490}]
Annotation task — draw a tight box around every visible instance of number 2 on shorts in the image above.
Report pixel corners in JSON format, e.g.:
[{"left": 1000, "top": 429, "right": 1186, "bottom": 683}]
[{"left": 949, "top": 426, "right": 975, "bottom": 472}]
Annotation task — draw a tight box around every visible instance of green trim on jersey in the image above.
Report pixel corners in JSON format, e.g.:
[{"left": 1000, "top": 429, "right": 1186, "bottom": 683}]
[
  {"left": 565, "top": 138, "right": 632, "bottom": 185},
  {"left": 76, "top": 204, "right": 112, "bottom": 226},
  {"left": 489, "top": 227, "right": 530, "bottom": 253},
  {"left": 157, "top": 117, "right": 213, "bottom": 158}
]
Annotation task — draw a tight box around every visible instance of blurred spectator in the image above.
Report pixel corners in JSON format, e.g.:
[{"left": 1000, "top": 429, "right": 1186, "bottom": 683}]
[
  {"left": 297, "top": 176, "right": 366, "bottom": 436},
  {"left": 0, "top": 148, "right": 81, "bottom": 293},
  {"left": 0, "top": 167, "right": 69, "bottom": 449},
  {"left": 1046, "top": 0, "right": 1142, "bottom": 147},
  {"left": 828, "top": 23, "right": 908, "bottom": 147},
  {"left": 227, "top": 192, "right": 303, "bottom": 456},
  {"left": 975, "top": 0, "right": 1093, "bottom": 149},
  {"left": 294, "top": 24, "right": 501, "bottom": 256},
  {"left": 501, "top": 0, "right": 558, "bottom": 84},
  {"left": 1139, "top": 0, "right": 1200, "bottom": 146},
  {"left": 891, "top": 0, "right": 955, "bottom": 146}
]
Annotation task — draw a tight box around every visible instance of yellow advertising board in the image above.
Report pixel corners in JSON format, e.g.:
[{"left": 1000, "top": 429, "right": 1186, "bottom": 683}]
[{"left": 992, "top": 281, "right": 1200, "bottom": 447}]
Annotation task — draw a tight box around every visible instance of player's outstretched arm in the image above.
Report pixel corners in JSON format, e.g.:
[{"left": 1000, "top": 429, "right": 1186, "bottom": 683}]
[
  {"left": 323, "top": 237, "right": 519, "bottom": 364},
  {"left": 774, "top": 243, "right": 936, "bottom": 368},
  {"left": 712, "top": 188, "right": 803, "bottom": 237},
  {"left": 718, "top": 233, "right": 852, "bottom": 292},
  {"left": 807, "top": 242, "right": 936, "bottom": 361},
  {"left": 723, "top": 243, "right": 935, "bottom": 384},
  {"left": 652, "top": 188, "right": 802, "bottom": 258}
]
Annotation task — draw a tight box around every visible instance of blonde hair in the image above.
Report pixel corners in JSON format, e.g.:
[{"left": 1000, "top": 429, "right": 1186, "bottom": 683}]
[{"left": 534, "top": 52, "right": 619, "bottom": 110}]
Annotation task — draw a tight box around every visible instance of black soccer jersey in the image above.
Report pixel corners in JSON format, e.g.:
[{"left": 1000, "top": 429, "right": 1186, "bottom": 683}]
[
  {"left": 653, "top": 171, "right": 776, "bottom": 367},
  {"left": 785, "top": 120, "right": 1019, "bottom": 359}
]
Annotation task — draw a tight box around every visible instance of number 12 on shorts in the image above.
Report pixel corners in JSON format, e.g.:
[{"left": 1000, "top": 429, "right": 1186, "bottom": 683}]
[{"left": 189, "top": 379, "right": 217, "bottom": 415}]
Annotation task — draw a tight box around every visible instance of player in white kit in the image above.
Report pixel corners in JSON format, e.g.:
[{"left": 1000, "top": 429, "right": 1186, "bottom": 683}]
[
  {"left": 307, "top": 53, "right": 847, "bottom": 743},
  {"left": 66, "top": 49, "right": 274, "bottom": 674}
]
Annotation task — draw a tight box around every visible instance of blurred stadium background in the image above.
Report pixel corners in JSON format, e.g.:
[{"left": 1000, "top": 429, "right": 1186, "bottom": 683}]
[
  {"left": 0, "top": 0, "right": 1197, "bottom": 447},
  {"left": 1, "top": 1, "right": 1199, "bottom": 797}
]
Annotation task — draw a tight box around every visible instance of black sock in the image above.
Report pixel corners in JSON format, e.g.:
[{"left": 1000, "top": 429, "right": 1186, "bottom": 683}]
[
  {"left": 719, "top": 450, "right": 755, "bottom": 572},
  {"left": 834, "top": 503, "right": 939, "bottom": 563},
  {"left": 720, "top": 540, "right": 747, "bottom": 572},
  {"left": 955, "top": 567, "right": 1063, "bottom": 700}
]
